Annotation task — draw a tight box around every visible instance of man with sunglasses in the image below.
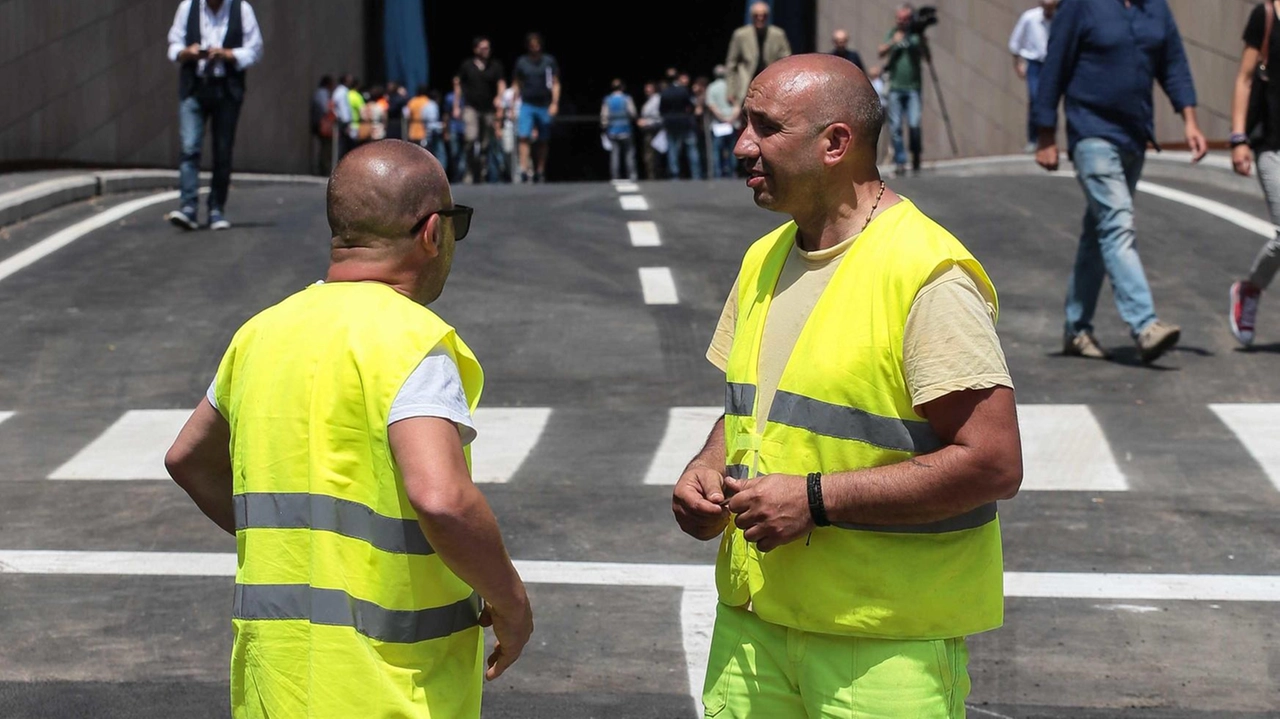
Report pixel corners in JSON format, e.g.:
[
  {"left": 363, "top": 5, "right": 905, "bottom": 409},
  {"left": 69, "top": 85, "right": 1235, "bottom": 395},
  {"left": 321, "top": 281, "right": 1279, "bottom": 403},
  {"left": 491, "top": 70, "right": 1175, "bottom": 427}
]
[{"left": 166, "top": 139, "right": 531, "bottom": 718}]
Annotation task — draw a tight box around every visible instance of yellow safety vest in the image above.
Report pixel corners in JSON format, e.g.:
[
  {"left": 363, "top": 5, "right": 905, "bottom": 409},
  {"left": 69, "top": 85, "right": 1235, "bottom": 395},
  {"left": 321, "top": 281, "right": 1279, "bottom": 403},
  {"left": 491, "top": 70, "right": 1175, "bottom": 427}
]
[
  {"left": 719, "top": 199, "right": 1004, "bottom": 640},
  {"left": 214, "top": 281, "right": 486, "bottom": 718}
]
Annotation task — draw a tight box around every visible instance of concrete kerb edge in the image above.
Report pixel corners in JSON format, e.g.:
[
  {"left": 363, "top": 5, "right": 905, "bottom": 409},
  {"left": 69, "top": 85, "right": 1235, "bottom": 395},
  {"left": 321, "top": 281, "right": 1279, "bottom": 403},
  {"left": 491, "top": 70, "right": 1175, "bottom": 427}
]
[{"left": 0, "top": 170, "right": 327, "bottom": 228}]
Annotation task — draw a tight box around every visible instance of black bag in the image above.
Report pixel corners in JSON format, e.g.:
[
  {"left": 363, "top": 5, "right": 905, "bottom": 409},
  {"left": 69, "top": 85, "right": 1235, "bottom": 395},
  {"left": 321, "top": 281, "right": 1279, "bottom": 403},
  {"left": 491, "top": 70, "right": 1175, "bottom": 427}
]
[{"left": 1247, "top": 1, "right": 1276, "bottom": 147}]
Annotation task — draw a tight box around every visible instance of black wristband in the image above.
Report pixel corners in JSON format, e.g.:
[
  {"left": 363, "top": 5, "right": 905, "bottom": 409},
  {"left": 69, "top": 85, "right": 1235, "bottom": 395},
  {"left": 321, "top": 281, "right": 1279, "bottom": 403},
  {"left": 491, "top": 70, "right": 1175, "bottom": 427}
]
[
  {"left": 806, "top": 472, "right": 830, "bottom": 527},
  {"left": 1231, "top": 132, "right": 1250, "bottom": 148}
]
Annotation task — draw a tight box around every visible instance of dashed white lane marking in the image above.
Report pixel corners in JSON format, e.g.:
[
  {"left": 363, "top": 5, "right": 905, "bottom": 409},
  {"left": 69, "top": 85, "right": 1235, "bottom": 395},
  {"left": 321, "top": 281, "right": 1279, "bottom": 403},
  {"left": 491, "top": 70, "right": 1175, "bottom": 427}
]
[
  {"left": 642, "top": 407, "right": 723, "bottom": 485},
  {"left": 613, "top": 181, "right": 641, "bottom": 193},
  {"left": 48, "top": 410, "right": 190, "bottom": 480},
  {"left": 1017, "top": 404, "right": 1128, "bottom": 491},
  {"left": 470, "top": 407, "right": 553, "bottom": 483},
  {"left": 1209, "top": 404, "right": 1280, "bottom": 492},
  {"left": 0, "top": 411, "right": 13, "bottom": 427},
  {"left": 620, "top": 195, "right": 650, "bottom": 211},
  {"left": 639, "top": 267, "right": 679, "bottom": 305},
  {"left": 0, "top": 190, "right": 202, "bottom": 285},
  {"left": 1136, "top": 181, "right": 1276, "bottom": 238},
  {"left": 627, "top": 220, "right": 661, "bottom": 247}
]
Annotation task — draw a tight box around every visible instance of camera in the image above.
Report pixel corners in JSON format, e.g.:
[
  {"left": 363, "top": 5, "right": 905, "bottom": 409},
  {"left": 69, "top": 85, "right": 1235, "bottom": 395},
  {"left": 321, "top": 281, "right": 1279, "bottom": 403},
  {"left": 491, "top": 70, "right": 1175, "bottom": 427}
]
[{"left": 909, "top": 5, "right": 939, "bottom": 35}]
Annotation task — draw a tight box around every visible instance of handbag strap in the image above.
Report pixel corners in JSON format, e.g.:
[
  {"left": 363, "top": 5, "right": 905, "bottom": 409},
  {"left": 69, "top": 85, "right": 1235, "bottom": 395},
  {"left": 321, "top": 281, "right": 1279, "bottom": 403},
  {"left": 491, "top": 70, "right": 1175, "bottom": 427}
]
[{"left": 1263, "top": 0, "right": 1275, "bottom": 70}]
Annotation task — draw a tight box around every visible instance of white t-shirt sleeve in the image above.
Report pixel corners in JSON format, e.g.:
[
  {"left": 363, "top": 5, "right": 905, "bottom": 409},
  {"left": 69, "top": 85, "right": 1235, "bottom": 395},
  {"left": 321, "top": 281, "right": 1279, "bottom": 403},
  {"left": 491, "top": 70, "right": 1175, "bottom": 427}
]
[
  {"left": 203, "top": 342, "right": 476, "bottom": 445},
  {"left": 389, "top": 344, "right": 477, "bottom": 446}
]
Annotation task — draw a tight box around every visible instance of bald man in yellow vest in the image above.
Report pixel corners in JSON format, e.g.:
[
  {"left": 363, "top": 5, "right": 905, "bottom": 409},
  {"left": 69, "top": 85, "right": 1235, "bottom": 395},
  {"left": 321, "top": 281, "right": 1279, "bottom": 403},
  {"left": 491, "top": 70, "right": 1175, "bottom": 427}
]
[
  {"left": 672, "top": 55, "right": 1022, "bottom": 717},
  {"left": 166, "top": 139, "right": 532, "bottom": 718}
]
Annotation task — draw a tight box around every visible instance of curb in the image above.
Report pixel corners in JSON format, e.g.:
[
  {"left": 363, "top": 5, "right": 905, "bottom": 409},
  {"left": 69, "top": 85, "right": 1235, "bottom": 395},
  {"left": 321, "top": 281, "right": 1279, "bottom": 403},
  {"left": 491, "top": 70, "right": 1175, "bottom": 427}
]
[{"left": 0, "top": 170, "right": 326, "bottom": 228}]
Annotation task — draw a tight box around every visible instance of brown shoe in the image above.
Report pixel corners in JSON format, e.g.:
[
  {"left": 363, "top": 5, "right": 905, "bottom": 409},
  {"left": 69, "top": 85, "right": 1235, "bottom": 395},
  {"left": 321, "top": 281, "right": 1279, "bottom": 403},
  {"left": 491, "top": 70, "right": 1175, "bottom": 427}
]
[
  {"left": 1064, "top": 331, "right": 1109, "bottom": 359},
  {"left": 1135, "top": 320, "right": 1180, "bottom": 364}
]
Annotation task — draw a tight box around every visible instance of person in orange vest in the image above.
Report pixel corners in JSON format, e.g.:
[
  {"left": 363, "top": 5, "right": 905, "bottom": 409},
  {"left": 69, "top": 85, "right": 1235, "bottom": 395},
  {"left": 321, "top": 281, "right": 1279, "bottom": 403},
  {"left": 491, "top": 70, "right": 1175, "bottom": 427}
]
[{"left": 166, "top": 139, "right": 533, "bottom": 718}]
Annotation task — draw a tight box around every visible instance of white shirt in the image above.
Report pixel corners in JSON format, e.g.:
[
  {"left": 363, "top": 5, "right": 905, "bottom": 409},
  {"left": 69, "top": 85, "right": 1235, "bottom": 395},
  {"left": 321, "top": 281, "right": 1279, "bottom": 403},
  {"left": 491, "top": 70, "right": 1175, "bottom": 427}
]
[
  {"left": 207, "top": 343, "right": 477, "bottom": 445},
  {"left": 332, "top": 83, "right": 351, "bottom": 124},
  {"left": 167, "top": 0, "right": 264, "bottom": 77},
  {"left": 1008, "top": 6, "right": 1051, "bottom": 62}
]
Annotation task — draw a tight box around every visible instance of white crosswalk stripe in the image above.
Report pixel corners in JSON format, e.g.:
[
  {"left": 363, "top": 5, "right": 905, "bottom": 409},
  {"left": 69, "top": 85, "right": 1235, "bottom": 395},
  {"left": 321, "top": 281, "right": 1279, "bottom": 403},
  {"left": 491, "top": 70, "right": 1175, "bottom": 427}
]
[
  {"left": 1210, "top": 404, "right": 1280, "bottom": 492},
  {"left": 470, "top": 407, "right": 553, "bottom": 483},
  {"left": 1017, "top": 404, "right": 1128, "bottom": 491},
  {"left": 643, "top": 407, "right": 723, "bottom": 485},
  {"left": 48, "top": 410, "right": 189, "bottom": 480},
  {"left": 0, "top": 411, "right": 13, "bottom": 427}
]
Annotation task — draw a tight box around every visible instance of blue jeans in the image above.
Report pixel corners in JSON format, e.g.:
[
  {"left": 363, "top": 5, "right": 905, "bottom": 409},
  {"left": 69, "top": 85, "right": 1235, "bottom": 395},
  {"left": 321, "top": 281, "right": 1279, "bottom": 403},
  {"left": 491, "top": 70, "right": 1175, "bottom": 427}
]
[
  {"left": 1066, "top": 138, "right": 1158, "bottom": 337},
  {"left": 178, "top": 84, "right": 243, "bottom": 213},
  {"left": 1025, "top": 60, "right": 1043, "bottom": 144},
  {"left": 712, "top": 130, "right": 737, "bottom": 178},
  {"left": 666, "top": 128, "right": 703, "bottom": 180},
  {"left": 887, "top": 89, "right": 921, "bottom": 167}
]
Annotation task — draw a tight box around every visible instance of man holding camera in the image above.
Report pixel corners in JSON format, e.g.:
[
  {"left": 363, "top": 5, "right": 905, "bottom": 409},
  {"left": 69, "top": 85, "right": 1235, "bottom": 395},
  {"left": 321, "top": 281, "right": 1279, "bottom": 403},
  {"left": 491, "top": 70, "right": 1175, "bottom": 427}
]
[
  {"left": 165, "top": 0, "right": 263, "bottom": 231},
  {"left": 878, "top": 3, "right": 925, "bottom": 176}
]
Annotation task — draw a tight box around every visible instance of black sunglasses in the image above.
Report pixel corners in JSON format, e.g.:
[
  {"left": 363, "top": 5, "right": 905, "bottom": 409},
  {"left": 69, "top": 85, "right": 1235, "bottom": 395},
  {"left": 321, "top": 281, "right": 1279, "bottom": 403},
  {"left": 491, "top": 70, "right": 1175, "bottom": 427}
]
[{"left": 410, "top": 204, "right": 474, "bottom": 241}]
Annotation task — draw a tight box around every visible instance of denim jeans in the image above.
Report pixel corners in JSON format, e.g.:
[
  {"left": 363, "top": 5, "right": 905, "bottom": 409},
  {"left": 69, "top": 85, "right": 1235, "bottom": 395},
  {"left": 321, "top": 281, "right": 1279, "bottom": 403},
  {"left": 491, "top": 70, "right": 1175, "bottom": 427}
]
[
  {"left": 887, "top": 89, "right": 921, "bottom": 167},
  {"left": 1066, "top": 138, "right": 1158, "bottom": 337},
  {"left": 178, "top": 84, "right": 243, "bottom": 213},
  {"left": 608, "top": 134, "right": 638, "bottom": 180},
  {"left": 1025, "top": 60, "right": 1043, "bottom": 144},
  {"left": 666, "top": 128, "right": 703, "bottom": 180},
  {"left": 712, "top": 131, "right": 737, "bottom": 178}
]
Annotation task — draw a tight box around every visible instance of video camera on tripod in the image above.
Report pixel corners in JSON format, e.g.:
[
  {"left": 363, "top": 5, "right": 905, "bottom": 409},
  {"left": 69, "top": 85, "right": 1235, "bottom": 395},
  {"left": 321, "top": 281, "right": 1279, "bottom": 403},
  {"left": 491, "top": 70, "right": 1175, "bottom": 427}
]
[
  {"left": 901, "top": 5, "right": 958, "bottom": 156},
  {"left": 907, "top": 5, "right": 939, "bottom": 35}
]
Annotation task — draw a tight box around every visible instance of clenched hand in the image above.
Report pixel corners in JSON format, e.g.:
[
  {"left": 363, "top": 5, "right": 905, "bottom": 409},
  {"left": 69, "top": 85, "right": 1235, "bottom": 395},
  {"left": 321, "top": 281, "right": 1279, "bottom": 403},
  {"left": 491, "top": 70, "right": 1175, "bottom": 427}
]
[
  {"left": 723, "top": 474, "right": 814, "bottom": 552},
  {"left": 672, "top": 464, "right": 730, "bottom": 540}
]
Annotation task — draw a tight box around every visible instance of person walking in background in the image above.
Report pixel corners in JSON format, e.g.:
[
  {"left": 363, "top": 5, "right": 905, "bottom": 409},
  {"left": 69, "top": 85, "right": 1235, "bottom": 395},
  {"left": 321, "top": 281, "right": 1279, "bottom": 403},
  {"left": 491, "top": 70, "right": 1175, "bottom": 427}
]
[
  {"left": 164, "top": 0, "right": 264, "bottom": 232},
  {"left": 166, "top": 140, "right": 533, "bottom": 718},
  {"left": 639, "top": 81, "right": 664, "bottom": 180},
  {"left": 1033, "top": 0, "right": 1206, "bottom": 364},
  {"left": 675, "top": 54, "right": 1020, "bottom": 717},
  {"left": 498, "top": 85, "right": 520, "bottom": 182},
  {"left": 385, "top": 82, "right": 409, "bottom": 140},
  {"left": 405, "top": 85, "right": 446, "bottom": 164},
  {"left": 453, "top": 37, "right": 506, "bottom": 184},
  {"left": 830, "top": 29, "right": 864, "bottom": 71},
  {"left": 867, "top": 65, "right": 893, "bottom": 165},
  {"left": 660, "top": 72, "right": 703, "bottom": 180},
  {"left": 333, "top": 74, "right": 354, "bottom": 159},
  {"left": 878, "top": 3, "right": 924, "bottom": 177},
  {"left": 600, "top": 79, "right": 638, "bottom": 181},
  {"left": 725, "top": 2, "right": 792, "bottom": 107},
  {"left": 347, "top": 80, "right": 367, "bottom": 149},
  {"left": 705, "top": 65, "right": 738, "bottom": 179},
  {"left": 512, "top": 32, "right": 560, "bottom": 183},
  {"left": 365, "top": 86, "right": 388, "bottom": 142},
  {"left": 1229, "top": 1, "right": 1280, "bottom": 347},
  {"left": 444, "top": 88, "right": 468, "bottom": 183},
  {"left": 311, "top": 75, "right": 335, "bottom": 176},
  {"left": 1009, "top": 0, "right": 1058, "bottom": 153}
]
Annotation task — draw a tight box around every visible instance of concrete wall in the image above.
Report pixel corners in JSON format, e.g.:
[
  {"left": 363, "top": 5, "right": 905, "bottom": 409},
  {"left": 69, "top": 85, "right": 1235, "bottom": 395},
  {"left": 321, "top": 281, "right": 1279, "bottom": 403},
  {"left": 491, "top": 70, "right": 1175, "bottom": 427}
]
[
  {"left": 0, "top": 0, "right": 366, "bottom": 174},
  {"left": 817, "top": 0, "right": 1256, "bottom": 159}
]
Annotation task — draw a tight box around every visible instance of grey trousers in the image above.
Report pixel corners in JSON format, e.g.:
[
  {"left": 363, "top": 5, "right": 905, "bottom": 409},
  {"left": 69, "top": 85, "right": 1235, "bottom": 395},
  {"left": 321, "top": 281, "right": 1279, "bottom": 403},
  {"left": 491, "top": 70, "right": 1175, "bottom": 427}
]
[{"left": 1250, "top": 150, "right": 1280, "bottom": 289}]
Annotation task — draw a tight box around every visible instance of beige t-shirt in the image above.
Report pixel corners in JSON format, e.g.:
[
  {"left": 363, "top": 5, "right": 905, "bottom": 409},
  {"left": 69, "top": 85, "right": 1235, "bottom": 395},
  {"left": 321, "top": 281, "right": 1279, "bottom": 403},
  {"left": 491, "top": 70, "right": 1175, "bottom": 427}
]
[{"left": 706, "top": 233, "right": 1012, "bottom": 431}]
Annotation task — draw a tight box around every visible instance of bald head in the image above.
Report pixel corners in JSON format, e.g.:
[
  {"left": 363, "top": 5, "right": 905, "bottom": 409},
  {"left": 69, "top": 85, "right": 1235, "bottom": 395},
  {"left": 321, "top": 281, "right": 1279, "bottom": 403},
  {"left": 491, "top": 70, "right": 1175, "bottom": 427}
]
[
  {"left": 832, "top": 29, "right": 849, "bottom": 47},
  {"left": 326, "top": 139, "right": 452, "bottom": 250},
  {"left": 752, "top": 54, "right": 884, "bottom": 151}
]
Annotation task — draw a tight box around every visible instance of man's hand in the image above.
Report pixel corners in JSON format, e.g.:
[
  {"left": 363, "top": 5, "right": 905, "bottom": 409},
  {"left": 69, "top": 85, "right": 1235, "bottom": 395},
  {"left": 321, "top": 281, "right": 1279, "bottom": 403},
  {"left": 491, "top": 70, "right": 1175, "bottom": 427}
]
[
  {"left": 892, "top": 30, "right": 906, "bottom": 44},
  {"left": 1233, "top": 144, "right": 1253, "bottom": 176},
  {"left": 723, "top": 474, "right": 813, "bottom": 553},
  {"left": 672, "top": 464, "right": 730, "bottom": 540},
  {"left": 549, "top": 102, "right": 559, "bottom": 118},
  {"left": 177, "top": 43, "right": 202, "bottom": 62},
  {"left": 1035, "top": 128, "right": 1058, "bottom": 171},
  {"left": 1185, "top": 123, "right": 1208, "bottom": 163},
  {"left": 1014, "top": 58, "right": 1027, "bottom": 80},
  {"left": 479, "top": 587, "right": 533, "bottom": 681}
]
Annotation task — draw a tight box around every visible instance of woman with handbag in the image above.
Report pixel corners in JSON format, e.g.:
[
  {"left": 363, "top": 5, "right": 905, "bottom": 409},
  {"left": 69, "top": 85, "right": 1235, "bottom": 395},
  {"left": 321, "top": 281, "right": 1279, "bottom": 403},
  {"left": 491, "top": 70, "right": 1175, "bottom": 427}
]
[{"left": 1230, "top": 0, "right": 1280, "bottom": 346}]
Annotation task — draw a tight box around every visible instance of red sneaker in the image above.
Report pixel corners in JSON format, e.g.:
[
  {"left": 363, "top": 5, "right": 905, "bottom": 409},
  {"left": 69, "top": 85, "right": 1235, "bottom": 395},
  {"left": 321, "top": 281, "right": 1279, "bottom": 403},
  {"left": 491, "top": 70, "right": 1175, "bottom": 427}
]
[{"left": 1230, "top": 281, "right": 1261, "bottom": 347}]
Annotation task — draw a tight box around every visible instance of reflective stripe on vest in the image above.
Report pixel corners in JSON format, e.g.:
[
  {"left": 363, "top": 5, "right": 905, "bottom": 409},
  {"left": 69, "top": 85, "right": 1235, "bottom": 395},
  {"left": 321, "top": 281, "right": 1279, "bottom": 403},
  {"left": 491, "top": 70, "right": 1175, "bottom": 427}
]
[
  {"left": 233, "top": 584, "right": 480, "bottom": 644},
  {"left": 234, "top": 492, "right": 434, "bottom": 556}
]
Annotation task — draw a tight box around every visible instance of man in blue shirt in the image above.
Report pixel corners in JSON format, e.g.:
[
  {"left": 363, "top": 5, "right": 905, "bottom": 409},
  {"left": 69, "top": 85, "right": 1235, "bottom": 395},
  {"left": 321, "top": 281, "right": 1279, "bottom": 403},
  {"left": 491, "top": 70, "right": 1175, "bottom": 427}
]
[{"left": 1032, "top": 0, "right": 1206, "bottom": 364}]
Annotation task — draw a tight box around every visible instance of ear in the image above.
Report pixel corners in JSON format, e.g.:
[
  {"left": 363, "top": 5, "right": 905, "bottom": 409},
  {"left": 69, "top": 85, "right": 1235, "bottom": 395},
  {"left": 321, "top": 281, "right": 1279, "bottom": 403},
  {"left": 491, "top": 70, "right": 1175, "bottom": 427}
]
[
  {"left": 418, "top": 214, "right": 442, "bottom": 259},
  {"left": 823, "top": 123, "right": 854, "bottom": 166}
]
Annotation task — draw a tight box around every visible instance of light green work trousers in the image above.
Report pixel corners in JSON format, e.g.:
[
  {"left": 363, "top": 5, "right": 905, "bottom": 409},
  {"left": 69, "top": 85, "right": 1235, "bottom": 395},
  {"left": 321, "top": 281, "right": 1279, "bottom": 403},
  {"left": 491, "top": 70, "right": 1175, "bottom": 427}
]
[{"left": 702, "top": 603, "right": 970, "bottom": 718}]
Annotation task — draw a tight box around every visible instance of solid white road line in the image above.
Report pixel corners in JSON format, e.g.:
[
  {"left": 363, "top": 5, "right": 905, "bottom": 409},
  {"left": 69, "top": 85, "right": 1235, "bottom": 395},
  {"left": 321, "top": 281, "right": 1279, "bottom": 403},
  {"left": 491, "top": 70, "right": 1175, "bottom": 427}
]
[
  {"left": 1209, "top": 404, "right": 1280, "bottom": 492},
  {"left": 5, "top": 552, "right": 1278, "bottom": 604},
  {"left": 643, "top": 407, "right": 724, "bottom": 485},
  {"left": 613, "top": 181, "right": 641, "bottom": 193},
  {"left": 620, "top": 195, "right": 650, "bottom": 211},
  {"left": 1136, "top": 181, "right": 1276, "bottom": 238},
  {"left": 1016, "top": 405, "right": 1128, "bottom": 491},
  {"left": 469, "top": 407, "right": 553, "bottom": 483},
  {"left": 627, "top": 220, "right": 661, "bottom": 247},
  {"left": 639, "top": 267, "right": 679, "bottom": 305},
  {"left": 48, "top": 410, "right": 191, "bottom": 480},
  {"left": 0, "top": 190, "right": 187, "bottom": 284}
]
